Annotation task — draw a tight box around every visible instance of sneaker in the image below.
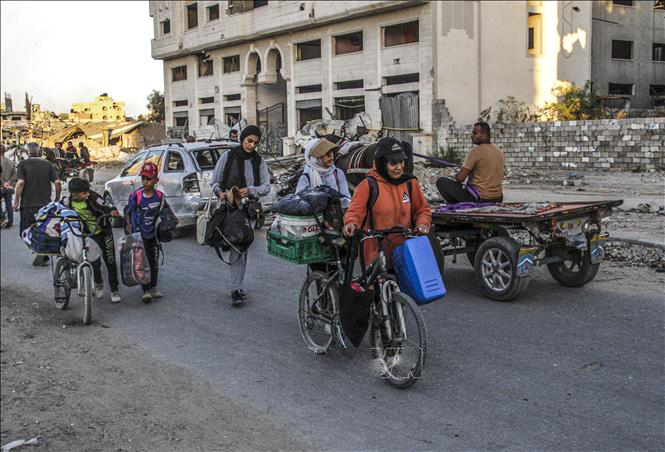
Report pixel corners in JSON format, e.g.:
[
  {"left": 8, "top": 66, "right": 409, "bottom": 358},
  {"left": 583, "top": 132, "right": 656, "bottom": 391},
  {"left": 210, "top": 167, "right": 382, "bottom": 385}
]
[
  {"left": 142, "top": 291, "right": 152, "bottom": 303},
  {"left": 237, "top": 289, "right": 247, "bottom": 300},
  {"left": 148, "top": 288, "right": 162, "bottom": 299},
  {"left": 110, "top": 291, "right": 122, "bottom": 304},
  {"left": 231, "top": 290, "right": 244, "bottom": 306},
  {"left": 94, "top": 283, "right": 104, "bottom": 299},
  {"left": 41, "top": 256, "right": 50, "bottom": 267}
]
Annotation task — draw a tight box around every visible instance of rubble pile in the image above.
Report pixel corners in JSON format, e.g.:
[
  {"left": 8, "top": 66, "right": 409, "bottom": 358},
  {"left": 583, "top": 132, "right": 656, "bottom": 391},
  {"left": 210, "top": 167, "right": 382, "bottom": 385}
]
[
  {"left": 270, "top": 159, "right": 304, "bottom": 197},
  {"left": 604, "top": 242, "right": 665, "bottom": 271}
]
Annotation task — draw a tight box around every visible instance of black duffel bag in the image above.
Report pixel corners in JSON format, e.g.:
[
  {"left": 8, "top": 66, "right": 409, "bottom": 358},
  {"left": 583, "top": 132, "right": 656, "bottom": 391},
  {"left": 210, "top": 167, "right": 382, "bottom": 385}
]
[{"left": 204, "top": 202, "right": 254, "bottom": 264}]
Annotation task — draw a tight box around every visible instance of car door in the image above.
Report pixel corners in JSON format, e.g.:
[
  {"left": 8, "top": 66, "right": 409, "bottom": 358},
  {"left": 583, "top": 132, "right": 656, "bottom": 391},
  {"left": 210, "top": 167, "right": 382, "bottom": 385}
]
[
  {"left": 192, "top": 146, "right": 230, "bottom": 198},
  {"left": 108, "top": 151, "right": 146, "bottom": 212},
  {"left": 160, "top": 149, "right": 186, "bottom": 216}
]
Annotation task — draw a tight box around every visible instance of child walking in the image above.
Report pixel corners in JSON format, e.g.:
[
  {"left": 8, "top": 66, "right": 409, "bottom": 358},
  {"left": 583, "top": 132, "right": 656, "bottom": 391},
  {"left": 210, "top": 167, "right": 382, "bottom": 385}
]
[{"left": 124, "top": 162, "right": 170, "bottom": 303}]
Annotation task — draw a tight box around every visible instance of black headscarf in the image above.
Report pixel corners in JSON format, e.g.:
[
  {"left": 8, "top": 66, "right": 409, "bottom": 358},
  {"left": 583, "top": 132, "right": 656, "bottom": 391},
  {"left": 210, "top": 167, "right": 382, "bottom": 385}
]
[
  {"left": 374, "top": 137, "right": 415, "bottom": 186},
  {"left": 239, "top": 125, "right": 262, "bottom": 153}
]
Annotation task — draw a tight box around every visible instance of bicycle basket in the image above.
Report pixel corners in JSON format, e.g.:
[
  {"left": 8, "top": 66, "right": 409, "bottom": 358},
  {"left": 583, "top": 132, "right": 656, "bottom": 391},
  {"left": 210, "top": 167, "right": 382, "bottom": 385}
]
[
  {"left": 29, "top": 226, "right": 62, "bottom": 255},
  {"left": 267, "top": 231, "right": 333, "bottom": 265}
]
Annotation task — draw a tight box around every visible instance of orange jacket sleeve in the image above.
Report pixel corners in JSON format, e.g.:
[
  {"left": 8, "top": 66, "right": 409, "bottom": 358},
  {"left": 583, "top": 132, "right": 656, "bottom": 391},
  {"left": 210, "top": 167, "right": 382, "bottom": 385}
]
[
  {"left": 411, "top": 180, "right": 432, "bottom": 228},
  {"left": 343, "top": 178, "right": 370, "bottom": 228}
]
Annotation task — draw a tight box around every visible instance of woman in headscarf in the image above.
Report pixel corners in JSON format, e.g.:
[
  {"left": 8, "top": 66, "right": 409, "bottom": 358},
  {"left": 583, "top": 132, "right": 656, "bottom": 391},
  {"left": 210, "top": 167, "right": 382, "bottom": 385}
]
[
  {"left": 211, "top": 125, "right": 271, "bottom": 306},
  {"left": 343, "top": 137, "right": 431, "bottom": 268},
  {"left": 295, "top": 138, "right": 351, "bottom": 208}
]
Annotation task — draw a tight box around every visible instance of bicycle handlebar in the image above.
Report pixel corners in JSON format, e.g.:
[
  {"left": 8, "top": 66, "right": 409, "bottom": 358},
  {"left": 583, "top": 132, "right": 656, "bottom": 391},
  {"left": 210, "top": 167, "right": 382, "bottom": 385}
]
[
  {"left": 358, "top": 226, "right": 420, "bottom": 238},
  {"left": 62, "top": 213, "right": 113, "bottom": 238}
]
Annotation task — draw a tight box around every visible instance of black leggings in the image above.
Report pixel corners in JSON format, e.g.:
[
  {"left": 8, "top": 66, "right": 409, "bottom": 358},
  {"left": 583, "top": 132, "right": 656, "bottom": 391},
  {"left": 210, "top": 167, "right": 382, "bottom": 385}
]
[
  {"left": 141, "top": 236, "right": 159, "bottom": 291},
  {"left": 436, "top": 177, "right": 503, "bottom": 203},
  {"left": 91, "top": 233, "right": 119, "bottom": 292}
]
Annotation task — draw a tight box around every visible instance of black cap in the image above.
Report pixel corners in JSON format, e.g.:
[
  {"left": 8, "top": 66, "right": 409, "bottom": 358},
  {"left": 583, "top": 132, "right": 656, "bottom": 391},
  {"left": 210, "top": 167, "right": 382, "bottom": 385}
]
[{"left": 375, "top": 137, "right": 407, "bottom": 163}]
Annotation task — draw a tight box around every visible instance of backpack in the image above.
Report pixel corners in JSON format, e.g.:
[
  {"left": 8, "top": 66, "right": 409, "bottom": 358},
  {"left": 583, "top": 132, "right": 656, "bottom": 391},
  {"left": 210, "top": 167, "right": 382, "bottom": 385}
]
[
  {"left": 130, "top": 188, "right": 178, "bottom": 242},
  {"left": 204, "top": 202, "right": 254, "bottom": 264}
]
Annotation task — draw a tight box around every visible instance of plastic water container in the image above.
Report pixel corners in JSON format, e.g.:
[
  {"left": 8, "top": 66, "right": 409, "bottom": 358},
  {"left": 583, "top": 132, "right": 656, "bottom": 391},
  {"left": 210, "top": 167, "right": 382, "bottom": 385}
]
[{"left": 393, "top": 236, "right": 446, "bottom": 305}]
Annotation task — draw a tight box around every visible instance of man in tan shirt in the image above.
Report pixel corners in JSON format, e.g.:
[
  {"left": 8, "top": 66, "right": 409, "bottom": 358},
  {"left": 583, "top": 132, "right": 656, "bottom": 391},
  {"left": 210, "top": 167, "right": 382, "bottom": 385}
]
[{"left": 436, "top": 121, "right": 505, "bottom": 203}]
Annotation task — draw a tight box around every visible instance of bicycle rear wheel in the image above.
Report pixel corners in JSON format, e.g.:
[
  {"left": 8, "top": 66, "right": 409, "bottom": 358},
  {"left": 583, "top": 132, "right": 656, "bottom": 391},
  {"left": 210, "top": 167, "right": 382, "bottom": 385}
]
[
  {"left": 298, "top": 271, "right": 338, "bottom": 355},
  {"left": 81, "top": 266, "right": 92, "bottom": 325},
  {"left": 53, "top": 258, "right": 71, "bottom": 310},
  {"left": 371, "top": 292, "right": 427, "bottom": 389}
]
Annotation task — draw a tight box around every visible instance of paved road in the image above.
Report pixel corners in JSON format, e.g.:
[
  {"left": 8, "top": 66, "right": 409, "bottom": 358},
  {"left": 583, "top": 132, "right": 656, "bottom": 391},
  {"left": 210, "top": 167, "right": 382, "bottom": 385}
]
[{"left": 1, "top": 226, "right": 663, "bottom": 450}]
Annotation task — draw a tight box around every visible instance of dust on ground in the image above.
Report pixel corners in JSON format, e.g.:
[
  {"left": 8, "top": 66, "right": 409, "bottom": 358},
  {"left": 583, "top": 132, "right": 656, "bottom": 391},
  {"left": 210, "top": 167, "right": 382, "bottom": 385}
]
[{"left": 1, "top": 286, "right": 313, "bottom": 451}]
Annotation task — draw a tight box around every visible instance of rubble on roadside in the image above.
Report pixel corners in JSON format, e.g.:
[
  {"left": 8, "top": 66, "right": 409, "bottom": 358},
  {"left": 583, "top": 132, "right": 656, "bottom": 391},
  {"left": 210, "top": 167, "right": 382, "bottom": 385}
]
[{"left": 604, "top": 242, "right": 665, "bottom": 271}]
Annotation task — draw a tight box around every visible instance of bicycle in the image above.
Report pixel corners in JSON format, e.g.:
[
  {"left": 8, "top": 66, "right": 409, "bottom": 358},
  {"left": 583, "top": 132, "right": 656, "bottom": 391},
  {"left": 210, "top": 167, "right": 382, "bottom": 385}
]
[
  {"left": 298, "top": 226, "right": 427, "bottom": 389},
  {"left": 52, "top": 213, "right": 111, "bottom": 325}
]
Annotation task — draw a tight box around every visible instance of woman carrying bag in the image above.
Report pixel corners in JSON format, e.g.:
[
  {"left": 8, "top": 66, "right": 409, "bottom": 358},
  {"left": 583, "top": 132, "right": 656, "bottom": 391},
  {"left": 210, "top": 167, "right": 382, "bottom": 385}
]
[{"left": 210, "top": 125, "right": 271, "bottom": 306}]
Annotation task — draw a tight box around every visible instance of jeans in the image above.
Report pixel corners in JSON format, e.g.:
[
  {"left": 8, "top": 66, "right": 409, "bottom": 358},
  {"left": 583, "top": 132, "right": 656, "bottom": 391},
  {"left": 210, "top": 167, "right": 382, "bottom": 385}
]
[{"left": 0, "top": 191, "right": 13, "bottom": 225}]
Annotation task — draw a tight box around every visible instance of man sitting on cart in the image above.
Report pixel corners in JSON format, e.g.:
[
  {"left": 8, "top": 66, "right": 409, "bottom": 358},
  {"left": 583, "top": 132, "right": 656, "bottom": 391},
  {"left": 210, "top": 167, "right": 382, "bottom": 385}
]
[{"left": 436, "top": 121, "right": 504, "bottom": 204}]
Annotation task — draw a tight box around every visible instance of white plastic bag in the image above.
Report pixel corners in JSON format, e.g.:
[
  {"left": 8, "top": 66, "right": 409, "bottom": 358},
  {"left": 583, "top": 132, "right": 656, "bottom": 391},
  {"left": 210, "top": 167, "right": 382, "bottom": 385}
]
[{"left": 64, "top": 235, "right": 101, "bottom": 263}]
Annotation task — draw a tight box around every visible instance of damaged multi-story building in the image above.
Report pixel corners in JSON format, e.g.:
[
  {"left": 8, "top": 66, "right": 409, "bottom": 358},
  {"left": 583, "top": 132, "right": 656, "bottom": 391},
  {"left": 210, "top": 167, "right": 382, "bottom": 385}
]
[{"left": 149, "top": 0, "right": 665, "bottom": 155}]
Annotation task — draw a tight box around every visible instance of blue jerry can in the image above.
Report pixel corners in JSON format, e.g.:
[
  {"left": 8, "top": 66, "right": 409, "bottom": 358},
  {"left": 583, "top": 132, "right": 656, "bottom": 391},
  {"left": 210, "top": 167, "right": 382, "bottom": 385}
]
[{"left": 393, "top": 236, "right": 446, "bottom": 305}]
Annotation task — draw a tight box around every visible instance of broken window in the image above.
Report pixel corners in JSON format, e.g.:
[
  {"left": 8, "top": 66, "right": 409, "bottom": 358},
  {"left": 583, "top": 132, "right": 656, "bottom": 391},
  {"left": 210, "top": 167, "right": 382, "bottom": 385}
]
[
  {"left": 334, "top": 31, "right": 363, "bottom": 55},
  {"left": 612, "top": 40, "right": 633, "bottom": 59},
  {"left": 297, "top": 101, "right": 323, "bottom": 129},
  {"left": 186, "top": 3, "right": 198, "bottom": 29},
  {"left": 656, "top": 1, "right": 665, "bottom": 11},
  {"left": 199, "top": 109, "right": 215, "bottom": 126},
  {"left": 198, "top": 55, "right": 213, "bottom": 77},
  {"left": 165, "top": 151, "right": 185, "bottom": 172},
  {"left": 161, "top": 19, "right": 171, "bottom": 34},
  {"left": 334, "top": 96, "right": 365, "bottom": 121},
  {"left": 528, "top": 13, "right": 542, "bottom": 56},
  {"left": 223, "top": 55, "right": 240, "bottom": 73},
  {"left": 199, "top": 97, "right": 214, "bottom": 104},
  {"left": 653, "top": 43, "right": 665, "bottom": 62},
  {"left": 172, "top": 65, "right": 188, "bottom": 82},
  {"left": 224, "top": 94, "right": 241, "bottom": 101},
  {"left": 207, "top": 3, "right": 220, "bottom": 21},
  {"left": 613, "top": 0, "right": 634, "bottom": 6},
  {"left": 296, "top": 40, "right": 321, "bottom": 61},
  {"left": 121, "top": 153, "right": 147, "bottom": 177},
  {"left": 174, "top": 112, "right": 189, "bottom": 127},
  {"left": 383, "top": 20, "right": 419, "bottom": 47},
  {"left": 296, "top": 84, "right": 322, "bottom": 94},
  {"left": 384, "top": 74, "right": 419, "bottom": 86},
  {"left": 335, "top": 80, "right": 363, "bottom": 90},
  {"left": 608, "top": 83, "right": 634, "bottom": 95},
  {"left": 227, "top": 0, "right": 268, "bottom": 15},
  {"left": 649, "top": 85, "right": 665, "bottom": 95},
  {"left": 173, "top": 100, "right": 188, "bottom": 107},
  {"left": 224, "top": 107, "right": 241, "bottom": 126}
]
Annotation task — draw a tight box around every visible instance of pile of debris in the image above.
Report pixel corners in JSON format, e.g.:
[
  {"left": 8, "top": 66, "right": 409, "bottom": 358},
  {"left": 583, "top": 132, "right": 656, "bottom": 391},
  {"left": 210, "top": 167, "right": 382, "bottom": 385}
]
[{"left": 604, "top": 242, "right": 665, "bottom": 271}]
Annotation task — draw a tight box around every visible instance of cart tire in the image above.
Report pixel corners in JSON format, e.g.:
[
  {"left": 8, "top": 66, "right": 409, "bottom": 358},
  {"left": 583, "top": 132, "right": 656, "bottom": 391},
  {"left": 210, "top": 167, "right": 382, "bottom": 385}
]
[
  {"left": 467, "top": 227, "right": 509, "bottom": 267},
  {"left": 474, "top": 236, "right": 530, "bottom": 302},
  {"left": 546, "top": 247, "right": 600, "bottom": 287}
]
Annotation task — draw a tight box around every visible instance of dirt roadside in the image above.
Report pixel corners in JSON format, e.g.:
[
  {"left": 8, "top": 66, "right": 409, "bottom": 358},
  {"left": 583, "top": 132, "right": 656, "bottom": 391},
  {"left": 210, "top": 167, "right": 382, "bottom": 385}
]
[{"left": 0, "top": 286, "right": 312, "bottom": 451}]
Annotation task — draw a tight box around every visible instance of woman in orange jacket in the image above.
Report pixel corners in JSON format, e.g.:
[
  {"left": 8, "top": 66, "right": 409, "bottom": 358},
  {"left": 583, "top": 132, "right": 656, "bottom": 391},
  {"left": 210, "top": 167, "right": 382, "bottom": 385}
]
[{"left": 343, "top": 137, "right": 432, "bottom": 267}]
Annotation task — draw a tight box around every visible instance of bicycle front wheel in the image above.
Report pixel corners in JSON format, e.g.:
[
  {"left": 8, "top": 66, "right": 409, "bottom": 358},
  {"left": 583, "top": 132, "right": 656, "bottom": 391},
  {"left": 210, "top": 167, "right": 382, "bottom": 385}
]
[
  {"left": 298, "top": 271, "right": 338, "bottom": 355},
  {"left": 81, "top": 266, "right": 92, "bottom": 325},
  {"left": 53, "top": 258, "right": 71, "bottom": 310},
  {"left": 371, "top": 292, "right": 427, "bottom": 389}
]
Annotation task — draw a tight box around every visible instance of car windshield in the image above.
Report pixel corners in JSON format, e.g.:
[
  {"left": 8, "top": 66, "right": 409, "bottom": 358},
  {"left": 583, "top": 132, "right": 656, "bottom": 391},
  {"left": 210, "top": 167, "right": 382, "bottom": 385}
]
[{"left": 191, "top": 147, "right": 231, "bottom": 170}]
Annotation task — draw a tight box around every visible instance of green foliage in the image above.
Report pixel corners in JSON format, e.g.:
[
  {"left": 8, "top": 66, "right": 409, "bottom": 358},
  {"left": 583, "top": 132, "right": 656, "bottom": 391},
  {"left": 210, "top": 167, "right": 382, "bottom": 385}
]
[
  {"left": 541, "top": 81, "right": 604, "bottom": 121},
  {"left": 480, "top": 96, "right": 540, "bottom": 124},
  {"left": 145, "top": 90, "right": 165, "bottom": 123},
  {"left": 433, "top": 145, "right": 462, "bottom": 166}
]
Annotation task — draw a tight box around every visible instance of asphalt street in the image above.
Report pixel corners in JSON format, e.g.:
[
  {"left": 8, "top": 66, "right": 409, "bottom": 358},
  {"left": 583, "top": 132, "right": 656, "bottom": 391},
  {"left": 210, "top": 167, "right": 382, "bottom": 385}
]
[{"left": 1, "top": 226, "right": 663, "bottom": 450}]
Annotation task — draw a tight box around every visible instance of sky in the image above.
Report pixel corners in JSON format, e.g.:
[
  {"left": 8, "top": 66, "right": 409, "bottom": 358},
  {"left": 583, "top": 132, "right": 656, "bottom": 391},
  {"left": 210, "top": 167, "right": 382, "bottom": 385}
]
[{"left": 0, "top": 1, "right": 163, "bottom": 117}]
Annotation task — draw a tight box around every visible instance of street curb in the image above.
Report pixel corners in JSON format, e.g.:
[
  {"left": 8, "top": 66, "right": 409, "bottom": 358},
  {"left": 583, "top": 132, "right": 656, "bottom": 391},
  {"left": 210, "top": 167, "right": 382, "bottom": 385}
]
[{"left": 607, "top": 237, "right": 665, "bottom": 250}]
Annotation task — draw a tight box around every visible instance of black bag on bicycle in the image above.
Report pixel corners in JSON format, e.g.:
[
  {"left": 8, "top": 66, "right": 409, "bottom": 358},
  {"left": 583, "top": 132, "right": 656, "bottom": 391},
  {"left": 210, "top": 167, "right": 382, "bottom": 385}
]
[{"left": 338, "top": 235, "right": 372, "bottom": 347}]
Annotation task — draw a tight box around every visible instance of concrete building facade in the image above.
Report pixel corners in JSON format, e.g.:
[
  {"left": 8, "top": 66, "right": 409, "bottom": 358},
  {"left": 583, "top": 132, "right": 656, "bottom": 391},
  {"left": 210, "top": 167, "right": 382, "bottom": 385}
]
[
  {"left": 591, "top": 0, "right": 665, "bottom": 108},
  {"left": 71, "top": 94, "right": 127, "bottom": 122},
  {"left": 149, "top": 1, "right": 655, "bottom": 154}
]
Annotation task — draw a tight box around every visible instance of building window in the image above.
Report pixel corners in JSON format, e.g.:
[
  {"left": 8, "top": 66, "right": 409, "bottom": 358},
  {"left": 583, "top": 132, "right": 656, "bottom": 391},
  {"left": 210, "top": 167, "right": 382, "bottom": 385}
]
[
  {"left": 528, "top": 13, "right": 542, "bottom": 56},
  {"left": 296, "top": 40, "right": 321, "bottom": 61},
  {"left": 223, "top": 55, "right": 240, "bottom": 73},
  {"left": 173, "top": 100, "right": 188, "bottom": 107},
  {"left": 186, "top": 3, "right": 198, "bottom": 29},
  {"left": 198, "top": 55, "right": 213, "bottom": 77},
  {"left": 656, "top": 1, "right": 665, "bottom": 10},
  {"left": 653, "top": 43, "right": 665, "bottom": 62},
  {"left": 227, "top": 0, "right": 268, "bottom": 15},
  {"left": 296, "top": 84, "right": 323, "bottom": 94},
  {"left": 334, "top": 31, "right": 363, "bottom": 55},
  {"left": 608, "top": 83, "right": 634, "bottom": 95},
  {"left": 297, "top": 102, "right": 322, "bottom": 128},
  {"left": 199, "top": 109, "right": 215, "bottom": 126},
  {"left": 207, "top": 3, "right": 220, "bottom": 21},
  {"left": 199, "top": 97, "right": 214, "bottom": 104},
  {"left": 335, "top": 80, "right": 363, "bottom": 90},
  {"left": 172, "top": 65, "right": 188, "bottom": 81},
  {"left": 174, "top": 115, "right": 188, "bottom": 127},
  {"left": 650, "top": 85, "right": 665, "bottom": 95},
  {"left": 611, "top": 40, "right": 633, "bottom": 59},
  {"left": 334, "top": 96, "right": 365, "bottom": 121},
  {"left": 612, "top": 1, "right": 634, "bottom": 6},
  {"left": 161, "top": 19, "right": 170, "bottom": 34},
  {"left": 224, "top": 108, "right": 241, "bottom": 126},
  {"left": 383, "top": 20, "right": 419, "bottom": 47},
  {"left": 224, "top": 94, "right": 241, "bottom": 101},
  {"left": 384, "top": 74, "right": 419, "bottom": 85}
]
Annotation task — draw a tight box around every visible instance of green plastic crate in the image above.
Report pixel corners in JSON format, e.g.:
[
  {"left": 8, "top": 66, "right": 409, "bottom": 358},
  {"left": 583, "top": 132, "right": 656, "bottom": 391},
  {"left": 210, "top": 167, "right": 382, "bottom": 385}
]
[{"left": 267, "top": 231, "right": 333, "bottom": 264}]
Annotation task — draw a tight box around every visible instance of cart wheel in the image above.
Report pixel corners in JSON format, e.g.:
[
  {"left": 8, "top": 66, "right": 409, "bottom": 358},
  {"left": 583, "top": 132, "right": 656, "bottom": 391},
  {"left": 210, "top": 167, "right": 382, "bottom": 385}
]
[
  {"left": 467, "top": 227, "right": 509, "bottom": 267},
  {"left": 546, "top": 247, "right": 599, "bottom": 287},
  {"left": 474, "top": 236, "right": 530, "bottom": 302}
]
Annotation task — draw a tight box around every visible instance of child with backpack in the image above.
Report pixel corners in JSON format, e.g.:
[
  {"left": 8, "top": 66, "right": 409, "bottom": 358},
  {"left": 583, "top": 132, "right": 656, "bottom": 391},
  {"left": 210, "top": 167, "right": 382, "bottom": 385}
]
[
  {"left": 63, "top": 177, "right": 122, "bottom": 303},
  {"left": 125, "top": 162, "right": 174, "bottom": 303}
]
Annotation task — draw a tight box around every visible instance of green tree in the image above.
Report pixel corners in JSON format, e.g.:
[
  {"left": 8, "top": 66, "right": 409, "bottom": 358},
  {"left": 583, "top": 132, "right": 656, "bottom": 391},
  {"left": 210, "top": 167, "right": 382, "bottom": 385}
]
[
  {"left": 542, "top": 81, "right": 604, "bottom": 121},
  {"left": 145, "top": 90, "right": 165, "bottom": 123}
]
